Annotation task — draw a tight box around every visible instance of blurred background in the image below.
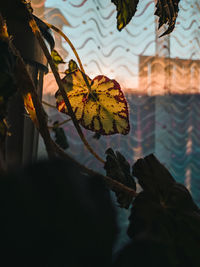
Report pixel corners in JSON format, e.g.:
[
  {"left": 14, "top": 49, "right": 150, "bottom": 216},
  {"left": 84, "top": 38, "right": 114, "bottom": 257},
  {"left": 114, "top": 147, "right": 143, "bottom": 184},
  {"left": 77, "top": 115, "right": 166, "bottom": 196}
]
[{"left": 32, "top": 0, "right": 200, "bottom": 249}]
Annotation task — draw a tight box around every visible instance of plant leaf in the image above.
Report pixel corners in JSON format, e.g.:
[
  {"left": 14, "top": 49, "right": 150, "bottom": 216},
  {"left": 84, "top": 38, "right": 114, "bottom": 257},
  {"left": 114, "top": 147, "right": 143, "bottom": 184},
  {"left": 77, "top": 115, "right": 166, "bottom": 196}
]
[
  {"left": 0, "top": 16, "right": 9, "bottom": 40},
  {"left": 111, "top": 0, "right": 139, "bottom": 31},
  {"left": 129, "top": 154, "right": 199, "bottom": 237},
  {"left": 52, "top": 121, "right": 69, "bottom": 150},
  {"left": 64, "top": 59, "right": 78, "bottom": 74},
  {"left": 51, "top": 49, "right": 65, "bottom": 70},
  {"left": 155, "top": 0, "right": 181, "bottom": 37},
  {"left": 132, "top": 154, "right": 175, "bottom": 195},
  {"left": 93, "top": 132, "right": 101, "bottom": 140},
  {"left": 23, "top": 93, "right": 37, "bottom": 125},
  {"left": 128, "top": 154, "right": 200, "bottom": 266},
  {"left": 104, "top": 148, "right": 136, "bottom": 208},
  {"left": 55, "top": 62, "right": 130, "bottom": 135}
]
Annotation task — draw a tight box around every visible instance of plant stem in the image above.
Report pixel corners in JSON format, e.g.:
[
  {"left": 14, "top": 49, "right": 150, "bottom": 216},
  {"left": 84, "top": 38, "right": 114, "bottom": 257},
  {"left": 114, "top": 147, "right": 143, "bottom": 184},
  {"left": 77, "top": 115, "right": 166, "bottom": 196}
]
[
  {"left": 27, "top": 13, "right": 105, "bottom": 164},
  {"left": 9, "top": 42, "right": 55, "bottom": 158},
  {"left": 46, "top": 23, "right": 96, "bottom": 98},
  {"left": 52, "top": 140, "right": 137, "bottom": 198},
  {"left": 42, "top": 100, "right": 57, "bottom": 109},
  {"left": 45, "top": 22, "right": 85, "bottom": 73},
  {"left": 48, "top": 118, "right": 71, "bottom": 129}
]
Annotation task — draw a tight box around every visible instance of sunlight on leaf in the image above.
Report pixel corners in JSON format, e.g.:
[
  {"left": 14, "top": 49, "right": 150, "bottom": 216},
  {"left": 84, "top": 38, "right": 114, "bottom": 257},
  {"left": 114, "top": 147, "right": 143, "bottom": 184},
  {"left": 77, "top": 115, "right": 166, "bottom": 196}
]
[
  {"left": 51, "top": 49, "right": 65, "bottom": 70},
  {"left": 23, "top": 93, "right": 37, "bottom": 125},
  {"left": 0, "top": 18, "right": 9, "bottom": 40},
  {"left": 112, "top": 0, "right": 139, "bottom": 31},
  {"left": 64, "top": 59, "right": 78, "bottom": 74},
  {"left": 55, "top": 61, "right": 130, "bottom": 135}
]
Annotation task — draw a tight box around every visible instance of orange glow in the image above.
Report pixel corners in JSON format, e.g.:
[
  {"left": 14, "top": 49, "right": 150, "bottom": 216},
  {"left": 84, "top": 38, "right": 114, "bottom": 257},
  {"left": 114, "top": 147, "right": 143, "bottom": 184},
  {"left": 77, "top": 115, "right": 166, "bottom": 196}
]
[{"left": 43, "top": 56, "right": 200, "bottom": 96}]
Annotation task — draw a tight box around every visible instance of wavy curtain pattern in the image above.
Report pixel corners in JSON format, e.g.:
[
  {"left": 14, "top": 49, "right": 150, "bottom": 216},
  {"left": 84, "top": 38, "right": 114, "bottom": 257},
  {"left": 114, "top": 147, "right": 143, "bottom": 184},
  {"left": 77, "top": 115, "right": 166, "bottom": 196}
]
[{"left": 34, "top": 0, "right": 200, "bottom": 206}]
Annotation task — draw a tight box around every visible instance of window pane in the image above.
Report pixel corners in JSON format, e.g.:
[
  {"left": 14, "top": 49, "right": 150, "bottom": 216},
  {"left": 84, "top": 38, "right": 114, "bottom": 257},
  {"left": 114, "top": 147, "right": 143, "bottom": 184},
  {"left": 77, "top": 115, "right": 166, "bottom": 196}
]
[{"left": 34, "top": 0, "right": 200, "bottom": 208}]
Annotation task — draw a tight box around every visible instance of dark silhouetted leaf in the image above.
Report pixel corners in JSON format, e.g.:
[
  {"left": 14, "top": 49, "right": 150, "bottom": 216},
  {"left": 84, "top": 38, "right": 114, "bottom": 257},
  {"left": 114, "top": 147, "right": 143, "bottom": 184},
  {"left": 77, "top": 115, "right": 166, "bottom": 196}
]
[
  {"left": 53, "top": 121, "right": 69, "bottom": 150},
  {"left": 112, "top": 0, "right": 139, "bottom": 31},
  {"left": 155, "top": 0, "right": 181, "bottom": 37},
  {"left": 92, "top": 132, "right": 101, "bottom": 140},
  {"left": 127, "top": 154, "right": 200, "bottom": 266},
  {"left": 104, "top": 148, "right": 136, "bottom": 208}
]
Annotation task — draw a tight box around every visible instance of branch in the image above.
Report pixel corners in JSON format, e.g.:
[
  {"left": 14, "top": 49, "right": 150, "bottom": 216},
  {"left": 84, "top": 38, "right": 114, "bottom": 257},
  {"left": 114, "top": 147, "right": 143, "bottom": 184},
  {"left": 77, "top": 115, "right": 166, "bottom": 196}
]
[
  {"left": 5, "top": 40, "right": 55, "bottom": 158},
  {"left": 52, "top": 140, "right": 137, "bottom": 198},
  {"left": 48, "top": 118, "right": 71, "bottom": 130},
  {"left": 8, "top": 29, "right": 137, "bottom": 198},
  {"left": 42, "top": 100, "right": 57, "bottom": 109},
  {"left": 26, "top": 9, "right": 105, "bottom": 164},
  {"left": 45, "top": 22, "right": 85, "bottom": 73},
  {"left": 0, "top": 13, "right": 137, "bottom": 201}
]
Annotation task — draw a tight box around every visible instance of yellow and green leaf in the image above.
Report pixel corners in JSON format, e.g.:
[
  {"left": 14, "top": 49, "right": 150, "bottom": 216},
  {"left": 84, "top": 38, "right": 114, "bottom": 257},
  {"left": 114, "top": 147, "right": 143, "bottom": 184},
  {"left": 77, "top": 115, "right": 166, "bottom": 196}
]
[
  {"left": 55, "top": 63, "right": 130, "bottom": 135},
  {"left": 64, "top": 59, "right": 78, "bottom": 74},
  {"left": 51, "top": 49, "right": 65, "bottom": 70}
]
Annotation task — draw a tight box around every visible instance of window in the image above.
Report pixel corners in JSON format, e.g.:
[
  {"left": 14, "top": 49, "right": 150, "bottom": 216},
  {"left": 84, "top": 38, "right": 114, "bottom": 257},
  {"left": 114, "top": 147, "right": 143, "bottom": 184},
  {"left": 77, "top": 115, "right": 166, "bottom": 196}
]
[{"left": 33, "top": 0, "right": 200, "bottom": 206}]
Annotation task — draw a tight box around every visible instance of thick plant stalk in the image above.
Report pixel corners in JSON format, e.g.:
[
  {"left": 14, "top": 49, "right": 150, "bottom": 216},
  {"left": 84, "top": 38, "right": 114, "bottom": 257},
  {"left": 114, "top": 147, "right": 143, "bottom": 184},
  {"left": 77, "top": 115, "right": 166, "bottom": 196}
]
[
  {"left": 52, "top": 140, "right": 137, "bottom": 198},
  {"left": 0, "top": 13, "right": 55, "bottom": 158},
  {"left": 10, "top": 43, "right": 55, "bottom": 158},
  {"left": 27, "top": 12, "right": 105, "bottom": 164}
]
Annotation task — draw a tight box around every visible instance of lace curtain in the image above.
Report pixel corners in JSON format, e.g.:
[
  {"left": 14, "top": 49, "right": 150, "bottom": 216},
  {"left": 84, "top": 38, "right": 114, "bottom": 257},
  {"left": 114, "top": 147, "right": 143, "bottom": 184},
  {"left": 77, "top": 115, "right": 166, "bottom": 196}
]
[{"left": 33, "top": 0, "right": 200, "bottom": 206}]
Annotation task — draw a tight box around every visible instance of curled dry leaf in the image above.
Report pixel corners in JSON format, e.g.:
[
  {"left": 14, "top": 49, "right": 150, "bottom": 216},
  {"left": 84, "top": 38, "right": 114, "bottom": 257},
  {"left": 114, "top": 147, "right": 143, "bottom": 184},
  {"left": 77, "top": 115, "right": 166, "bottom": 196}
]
[
  {"left": 155, "top": 0, "right": 181, "bottom": 37},
  {"left": 55, "top": 60, "right": 130, "bottom": 135}
]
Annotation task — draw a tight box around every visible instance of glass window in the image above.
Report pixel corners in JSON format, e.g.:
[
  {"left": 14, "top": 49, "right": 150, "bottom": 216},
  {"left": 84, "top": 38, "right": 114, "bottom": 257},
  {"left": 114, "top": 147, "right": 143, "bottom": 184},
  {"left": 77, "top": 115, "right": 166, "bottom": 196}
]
[{"left": 33, "top": 0, "right": 200, "bottom": 208}]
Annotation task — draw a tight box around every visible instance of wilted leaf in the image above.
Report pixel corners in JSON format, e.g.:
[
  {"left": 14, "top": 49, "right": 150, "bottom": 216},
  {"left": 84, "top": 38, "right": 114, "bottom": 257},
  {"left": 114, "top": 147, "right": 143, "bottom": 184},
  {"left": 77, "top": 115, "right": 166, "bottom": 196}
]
[
  {"left": 51, "top": 49, "right": 65, "bottom": 70},
  {"left": 104, "top": 148, "right": 136, "bottom": 208},
  {"left": 112, "top": 0, "right": 139, "bottom": 31},
  {"left": 55, "top": 61, "right": 130, "bottom": 135},
  {"left": 155, "top": 0, "right": 180, "bottom": 37},
  {"left": 52, "top": 121, "right": 69, "bottom": 150},
  {"left": 23, "top": 93, "right": 37, "bottom": 125}
]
